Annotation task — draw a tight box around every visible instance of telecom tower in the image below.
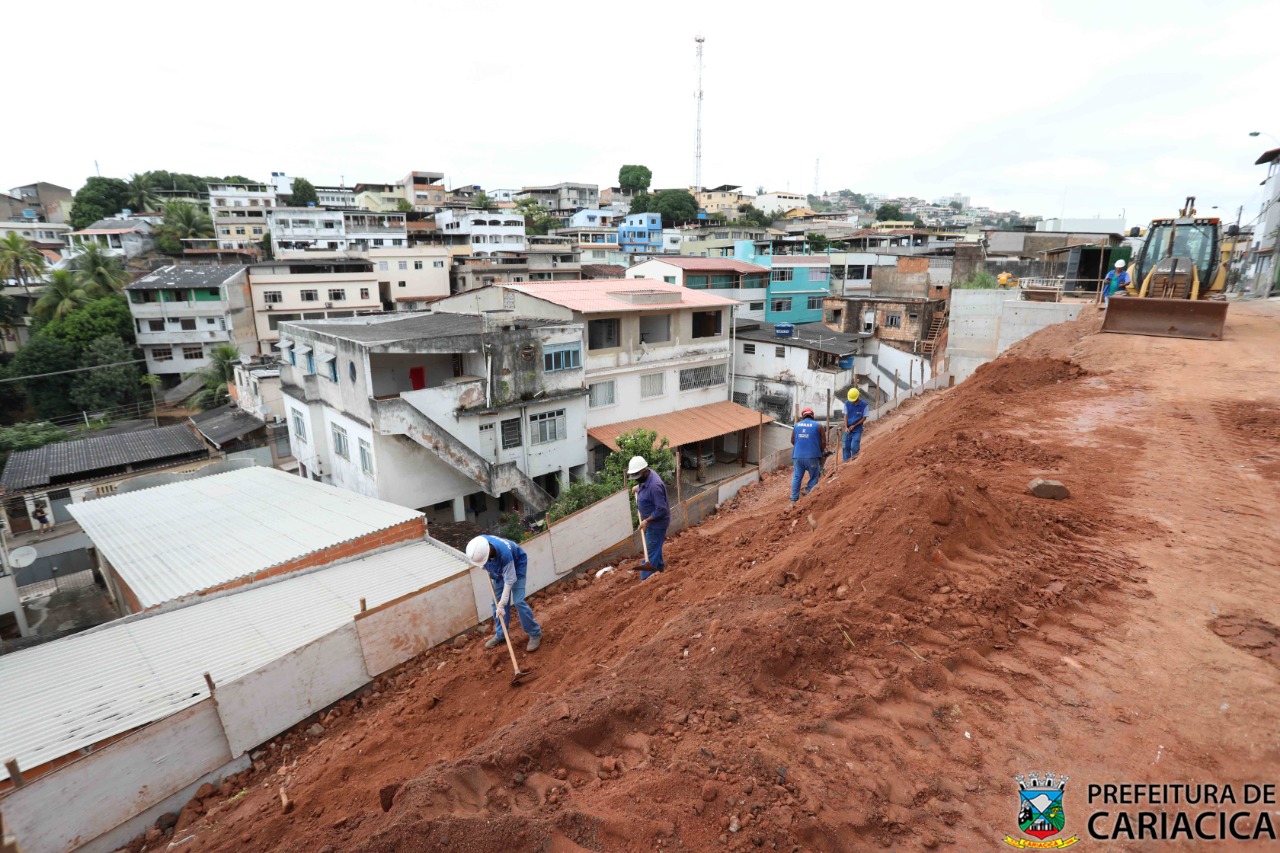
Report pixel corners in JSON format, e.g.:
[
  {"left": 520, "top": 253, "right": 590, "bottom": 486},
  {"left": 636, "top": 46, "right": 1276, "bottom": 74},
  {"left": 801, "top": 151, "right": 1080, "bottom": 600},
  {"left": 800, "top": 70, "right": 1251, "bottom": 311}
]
[{"left": 694, "top": 36, "right": 705, "bottom": 193}]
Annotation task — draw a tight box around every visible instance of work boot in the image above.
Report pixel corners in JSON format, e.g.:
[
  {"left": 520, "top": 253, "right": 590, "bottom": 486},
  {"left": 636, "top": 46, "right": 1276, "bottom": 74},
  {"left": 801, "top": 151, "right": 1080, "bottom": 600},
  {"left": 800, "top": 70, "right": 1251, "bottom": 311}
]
[
  {"left": 485, "top": 635, "right": 503, "bottom": 649},
  {"left": 526, "top": 634, "right": 542, "bottom": 653}
]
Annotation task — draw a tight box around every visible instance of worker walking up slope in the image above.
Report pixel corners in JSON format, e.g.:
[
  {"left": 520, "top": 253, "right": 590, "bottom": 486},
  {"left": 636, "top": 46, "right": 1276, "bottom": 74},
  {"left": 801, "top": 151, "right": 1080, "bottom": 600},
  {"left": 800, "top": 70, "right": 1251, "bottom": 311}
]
[
  {"left": 790, "top": 407, "right": 826, "bottom": 502},
  {"left": 843, "top": 388, "right": 868, "bottom": 463}
]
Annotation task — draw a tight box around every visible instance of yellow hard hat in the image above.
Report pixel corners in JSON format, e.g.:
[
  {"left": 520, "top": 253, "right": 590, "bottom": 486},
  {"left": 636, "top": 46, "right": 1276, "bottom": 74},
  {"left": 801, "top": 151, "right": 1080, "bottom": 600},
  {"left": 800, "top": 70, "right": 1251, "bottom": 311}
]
[{"left": 847, "top": 388, "right": 859, "bottom": 402}]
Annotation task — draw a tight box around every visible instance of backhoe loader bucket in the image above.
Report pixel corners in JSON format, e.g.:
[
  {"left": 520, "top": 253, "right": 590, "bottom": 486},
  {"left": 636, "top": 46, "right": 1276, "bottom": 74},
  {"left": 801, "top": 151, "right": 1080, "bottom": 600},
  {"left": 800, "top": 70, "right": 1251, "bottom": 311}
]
[{"left": 1101, "top": 297, "right": 1228, "bottom": 341}]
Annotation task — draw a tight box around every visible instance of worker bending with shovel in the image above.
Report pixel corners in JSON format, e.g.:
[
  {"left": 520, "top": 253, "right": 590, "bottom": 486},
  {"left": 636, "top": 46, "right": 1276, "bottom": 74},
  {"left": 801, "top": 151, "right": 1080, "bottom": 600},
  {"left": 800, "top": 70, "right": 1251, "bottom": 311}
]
[
  {"left": 628, "top": 455, "right": 669, "bottom": 580},
  {"left": 467, "top": 534, "right": 543, "bottom": 653}
]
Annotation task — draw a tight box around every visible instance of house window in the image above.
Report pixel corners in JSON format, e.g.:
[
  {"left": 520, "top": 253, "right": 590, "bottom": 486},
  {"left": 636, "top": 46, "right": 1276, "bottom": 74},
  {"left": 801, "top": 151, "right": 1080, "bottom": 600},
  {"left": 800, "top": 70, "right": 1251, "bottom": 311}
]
[
  {"left": 810, "top": 267, "right": 829, "bottom": 281},
  {"left": 183, "top": 345, "right": 203, "bottom": 360},
  {"left": 328, "top": 289, "right": 345, "bottom": 301},
  {"left": 291, "top": 409, "right": 306, "bottom": 441},
  {"left": 359, "top": 288, "right": 370, "bottom": 299},
  {"left": 732, "top": 391, "right": 749, "bottom": 406},
  {"left": 398, "top": 261, "right": 408, "bottom": 270},
  {"left": 679, "top": 363, "right": 727, "bottom": 391},
  {"left": 151, "top": 346, "right": 173, "bottom": 362},
  {"left": 433, "top": 260, "right": 445, "bottom": 268},
  {"left": 775, "top": 346, "right": 786, "bottom": 358},
  {"left": 180, "top": 318, "right": 197, "bottom": 331},
  {"left": 743, "top": 343, "right": 756, "bottom": 355},
  {"left": 398, "top": 281, "right": 406, "bottom": 288},
  {"left": 264, "top": 291, "right": 283, "bottom": 304},
  {"left": 691, "top": 310, "right": 722, "bottom": 338},
  {"left": 685, "top": 275, "right": 708, "bottom": 288},
  {"left": 638, "top": 313, "right": 671, "bottom": 344},
  {"left": 710, "top": 274, "right": 734, "bottom": 289},
  {"left": 332, "top": 424, "right": 349, "bottom": 460},
  {"left": 147, "top": 319, "right": 165, "bottom": 332},
  {"left": 543, "top": 343, "right": 581, "bottom": 372},
  {"left": 235, "top": 227, "right": 246, "bottom": 236},
  {"left": 771, "top": 298, "right": 792, "bottom": 313},
  {"left": 885, "top": 313, "right": 903, "bottom": 329},
  {"left": 588, "top": 380, "right": 616, "bottom": 408},
  {"left": 663, "top": 276, "right": 676, "bottom": 284},
  {"left": 414, "top": 260, "right": 423, "bottom": 270},
  {"left": 358, "top": 439, "right": 374, "bottom": 474},
  {"left": 301, "top": 289, "right": 318, "bottom": 302},
  {"left": 327, "top": 359, "right": 338, "bottom": 382},
  {"left": 640, "top": 372, "right": 665, "bottom": 398},
  {"left": 771, "top": 268, "right": 794, "bottom": 282},
  {"left": 807, "top": 296, "right": 825, "bottom": 310},
  {"left": 587, "top": 318, "right": 619, "bottom": 350},
  {"left": 378, "top": 261, "right": 389, "bottom": 271},
  {"left": 530, "top": 409, "right": 567, "bottom": 445},
  {"left": 749, "top": 301, "right": 765, "bottom": 311},
  {"left": 252, "top": 227, "right": 263, "bottom": 235},
  {"left": 501, "top": 417, "right": 522, "bottom": 449}
]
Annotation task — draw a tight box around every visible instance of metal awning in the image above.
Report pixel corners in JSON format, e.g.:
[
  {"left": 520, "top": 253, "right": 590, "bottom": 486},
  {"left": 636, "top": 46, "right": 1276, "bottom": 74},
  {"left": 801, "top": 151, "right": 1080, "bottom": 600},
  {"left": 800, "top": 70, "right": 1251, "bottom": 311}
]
[
  {"left": 274, "top": 340, "right": 293, "bottom": 349},
  {"left": 587, "top": 400, "right": 772, "bottom": 452},
  {"left": 315, "top": 352, "right": 336, "bottom": 363},
  {"left": 293, "top": 344, "right": 312, "bottom": 355}
]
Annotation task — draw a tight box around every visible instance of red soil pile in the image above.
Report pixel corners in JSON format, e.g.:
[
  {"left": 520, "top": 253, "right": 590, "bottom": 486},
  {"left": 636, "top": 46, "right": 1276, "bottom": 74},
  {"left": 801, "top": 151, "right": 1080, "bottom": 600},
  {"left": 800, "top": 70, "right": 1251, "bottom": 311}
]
[{"left": 154, "top": 309, "right": 1163, "bottom": 852}]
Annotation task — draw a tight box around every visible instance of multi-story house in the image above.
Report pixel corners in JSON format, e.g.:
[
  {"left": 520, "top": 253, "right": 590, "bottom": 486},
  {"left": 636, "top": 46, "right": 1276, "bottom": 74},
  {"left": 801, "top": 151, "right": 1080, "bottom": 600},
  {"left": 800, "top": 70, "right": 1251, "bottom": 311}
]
[
  {"left": 732, "top": 320, "right": 863, "bottom": 425},
  {"left": 231, "top": 359, "right": 287, "bottom": 424},
  {"left": 434, "top": 209, "right": 527, "bottom": 256},
  {"left": 625, "top": 257, "right": 770, "bottom": 317},
  {"left": 268, "top": 208, "right": 407, "bottom": 254},
  {"left": 65, "top": 218, "right": 154, "bottom": 259},
  {"left": 209, "top": 182, "right": 276, "bottom": 253},
  {"left": 567, "top": 209, "right": 621, "bottom": 228},
  {"left": 551, "top": 224, "right": 625, "bottom": 266},
  {"left": 619, "top": 212, "right": 664, "bottom": 254},
  {"left": 354, "top": 172, "right": 447, "bottom": 213},
  {"left": 125, "top": 265, "right": 256, "bottom": 380},
  {"left": 247, "top": 258, "right": 381, "bottom": 354},
  {"left": 357, "top": 246, "right": 451, "bottom": 307},
  {"left": 0, "top": 220, "right": 69, "bottom": 249},
  {"left": 516, "top": 183, "right": 599, "bottom": 217},
  {"left": 754, "top": 191, "right": 806, "bottom": 215},
  {"left": 695, "top": 185, "right": 751, "bottom": 218},
  {"left": 6, "top": 182, "right": 73, "bottom": 223},
  {"left": 277, "top": 311, "right": 588, "bottom": 526},
  {"left": 677, "top": 224, "right": 770, "bottom": 258},
  {"left": 315, "top": 185, "right": 356, "bottom": 208},
  {"left": 448, "top": 245, "right": 582, "bottom": 293},
  {"left": 765, "top": 256, "right": 834, "bottom": 324},
  {"left": 353, "top": 182, "right": 404, "bottom": 212}
]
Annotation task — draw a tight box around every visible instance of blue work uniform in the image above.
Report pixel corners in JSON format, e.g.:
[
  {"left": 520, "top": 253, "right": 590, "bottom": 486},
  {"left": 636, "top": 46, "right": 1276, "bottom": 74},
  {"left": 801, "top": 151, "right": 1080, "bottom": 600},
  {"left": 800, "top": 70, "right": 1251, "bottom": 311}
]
[
  {"left": 843, "top": 398, "right": 869, "bottom": 461},
  {"left": 479, "top": 534, "right": 541, "bottom": 641},
  {"left": 791, "top": 416, "right": 824, "bottom": 501},
  {"left": 635, "top": 472, "right": 670, "bottom": 580},
  {"left": 1102, "top": 270, "right": 1131, "bottom": 303}
]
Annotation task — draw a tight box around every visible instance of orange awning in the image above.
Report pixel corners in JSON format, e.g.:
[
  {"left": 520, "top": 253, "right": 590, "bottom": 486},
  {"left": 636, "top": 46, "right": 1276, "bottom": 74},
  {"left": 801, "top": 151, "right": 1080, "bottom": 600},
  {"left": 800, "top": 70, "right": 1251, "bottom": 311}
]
[{"left": 587, "top": 400, "right": 772, "bottom": 451}]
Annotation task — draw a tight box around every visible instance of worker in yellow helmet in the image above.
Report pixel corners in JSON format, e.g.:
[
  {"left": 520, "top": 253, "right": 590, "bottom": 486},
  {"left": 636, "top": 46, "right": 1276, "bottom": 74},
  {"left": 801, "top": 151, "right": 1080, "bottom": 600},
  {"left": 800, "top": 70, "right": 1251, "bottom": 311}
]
[
  {"left": 842, "top": 387, "right": 868, "bottom": 462},
  {"left": 997, "top": 271, "right": 1014, "bottom": 288}
]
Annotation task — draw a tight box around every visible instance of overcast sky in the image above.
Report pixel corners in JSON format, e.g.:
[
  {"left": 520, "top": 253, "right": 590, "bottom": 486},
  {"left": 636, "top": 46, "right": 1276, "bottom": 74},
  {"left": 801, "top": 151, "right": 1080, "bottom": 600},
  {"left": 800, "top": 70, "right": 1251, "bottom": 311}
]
[{"left": 9, "top": 0, "right": 1278, "bottom": 229}]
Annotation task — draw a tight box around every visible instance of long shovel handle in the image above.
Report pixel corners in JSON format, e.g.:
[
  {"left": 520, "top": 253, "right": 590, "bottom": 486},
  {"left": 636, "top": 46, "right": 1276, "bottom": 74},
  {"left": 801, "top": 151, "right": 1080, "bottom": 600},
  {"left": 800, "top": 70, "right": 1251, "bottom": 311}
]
[
  {"left": 484, "top": 572, "right": 522, "bottom": 676},
  {"left": 635, "top": 490, "right": 650, "bottom": 563}
]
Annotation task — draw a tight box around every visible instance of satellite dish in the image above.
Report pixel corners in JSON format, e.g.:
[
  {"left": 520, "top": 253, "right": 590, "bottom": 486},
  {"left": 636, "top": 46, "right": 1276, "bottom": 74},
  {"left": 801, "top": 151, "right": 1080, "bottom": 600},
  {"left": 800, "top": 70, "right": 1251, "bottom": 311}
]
[{"left": 7, "top": 547, "right": 37, "bottom": 569}]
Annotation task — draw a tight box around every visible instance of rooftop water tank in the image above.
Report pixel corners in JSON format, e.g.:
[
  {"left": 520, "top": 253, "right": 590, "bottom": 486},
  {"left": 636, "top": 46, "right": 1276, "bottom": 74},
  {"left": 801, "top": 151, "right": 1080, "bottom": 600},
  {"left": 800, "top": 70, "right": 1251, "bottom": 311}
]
[{"left": 773, "top": 323, "right": 795, "bottom": 338}]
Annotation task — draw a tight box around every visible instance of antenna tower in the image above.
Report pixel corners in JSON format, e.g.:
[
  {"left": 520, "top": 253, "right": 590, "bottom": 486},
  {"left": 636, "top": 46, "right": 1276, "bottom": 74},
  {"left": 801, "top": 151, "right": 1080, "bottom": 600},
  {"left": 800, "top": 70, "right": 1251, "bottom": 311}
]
[{"left": 694, "top": 36, "right": 705, "bottom": 192}]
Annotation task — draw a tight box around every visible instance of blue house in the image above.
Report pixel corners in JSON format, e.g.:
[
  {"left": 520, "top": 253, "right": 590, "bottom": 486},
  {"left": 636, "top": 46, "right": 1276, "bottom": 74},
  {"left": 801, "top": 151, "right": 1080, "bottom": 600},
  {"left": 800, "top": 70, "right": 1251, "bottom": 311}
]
[
  {"left": 764, "top": 257, "right": 833, "bottom": 324},
  {"left": 618, "top": 212, "right": 664, "bottom": 254}
]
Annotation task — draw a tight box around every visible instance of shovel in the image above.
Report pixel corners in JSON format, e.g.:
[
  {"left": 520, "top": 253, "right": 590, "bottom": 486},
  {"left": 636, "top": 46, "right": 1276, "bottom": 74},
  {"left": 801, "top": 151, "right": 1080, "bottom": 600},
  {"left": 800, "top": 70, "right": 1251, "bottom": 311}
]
[{"left": 485, "top": 577, "right": 534, "bottom": 687}]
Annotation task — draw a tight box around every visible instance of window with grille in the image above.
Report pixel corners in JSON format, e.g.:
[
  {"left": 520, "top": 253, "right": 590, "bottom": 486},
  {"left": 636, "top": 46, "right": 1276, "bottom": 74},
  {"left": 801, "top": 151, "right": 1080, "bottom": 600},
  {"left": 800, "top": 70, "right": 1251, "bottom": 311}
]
[
  {"left": 152, "top": 347, "right": 173, "bottom": 362},
  {"left": 264, "top": 291, "right": 283, "bottom": 304},
  {"left": 543, "top": 343, "right": 581, "bottom": 372},
  {"left": 529, "top": 409, "right": 567, "bottom": 444},
  {"left": 501, "top": 417, "right": 522, "bottom": 448},
  {"left": 771, "top": 298, "right": 792, "bottom": 313},
  {"left": 301, "top": 289, "right": 318, "bottom": 302},
  {"left": 679, "top": 363, "right": 727, "bottom": 391},
  {"left": 359, "top": 439, "right": 374, "bottom": 474},
  {"left": 328, "top": 289, "right": 345, "bottom": 301},
  {"left": 749, "top": 301, "right": 765, "bottom": 311},
  {"left": 587, "top": 318, "right": 619, "bottom": 350},
  {"left": 771, "top": 268, "right": 794, "bottom": 282},
  {"left": 332, "top": 424, "right": 349, "bottom": 459},
  {"left": 640, "top": 373, "right": 664, "bottom": 398},
  {"left": 588, "top": 380, "right": 616, "bottom": 407},
  {"left": 885, "top": 313, "right": 903, "bottom": 329},
  {"left": 291, "top": 410, "right": 306, "bottom": 441},
  {"left": 414, "top": 261, "right": 424, "bottom": 270},
  {"left": 743, "top": 343, "right": 756, "bottom": 355},
  {"left": 732, "top": 391, "right": 749, "bottom": 406},
  {"left": 807, "top": 296, "right": 824, "bottom": 310},
  {"left": 775, "top": 346, "right": 786, "bottom": 358},
  {"left": 182, "top": 345, "right": 203, "bottom": 360}
]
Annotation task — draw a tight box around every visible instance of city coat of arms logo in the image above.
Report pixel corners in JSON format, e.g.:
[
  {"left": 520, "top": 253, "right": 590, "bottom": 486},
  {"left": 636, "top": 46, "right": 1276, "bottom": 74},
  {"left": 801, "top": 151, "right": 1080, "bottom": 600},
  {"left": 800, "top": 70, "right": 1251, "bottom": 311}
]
[{"left": 1003, "top": 772, "right": 1080, "bottom": 848}]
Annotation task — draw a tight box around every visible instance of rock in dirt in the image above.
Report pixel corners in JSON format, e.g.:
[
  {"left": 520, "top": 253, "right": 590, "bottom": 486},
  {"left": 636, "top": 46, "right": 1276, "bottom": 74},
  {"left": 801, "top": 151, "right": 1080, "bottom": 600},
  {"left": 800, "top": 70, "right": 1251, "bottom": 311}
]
[
  {"left": 156, "top": 812, "right": 179, "bottom": 831},
  {"left": 1028, "top": 478, "right": 1070, "bottom": 500},
  {"left": 702, "top": 781, "right": 720, "bottom": 801},
  {"left": 279, "top": 788, "right": 294, "bottom": 815},
  {"left": 307, "top": 723, "right": 324, "bottom": 737},
  {"left": 194, "top": 782, "right": 217, "bottom": 800},
  {"left": 379, "top": 782, "right": 401, "bottom": 812}
]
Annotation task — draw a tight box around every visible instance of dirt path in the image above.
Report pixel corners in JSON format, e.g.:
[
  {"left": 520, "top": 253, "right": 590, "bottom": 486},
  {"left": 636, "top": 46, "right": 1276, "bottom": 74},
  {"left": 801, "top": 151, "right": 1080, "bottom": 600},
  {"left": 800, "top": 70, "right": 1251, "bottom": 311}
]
[{"left": 145, "top": 300, "right": 1280, "bottom": 853}]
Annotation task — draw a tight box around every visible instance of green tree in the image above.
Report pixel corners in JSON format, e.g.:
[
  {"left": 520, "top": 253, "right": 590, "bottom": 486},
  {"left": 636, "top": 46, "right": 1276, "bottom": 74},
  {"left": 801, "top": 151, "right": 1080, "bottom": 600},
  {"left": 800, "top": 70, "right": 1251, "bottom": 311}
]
[
  {"left": 948, "top": 200, "right": 963, "bottom": 211},
  {"left": 395, "top": 199, "right": 413, "bottom": 213},
  {"left": 0, "top": 232, "right": 46, "bottom": 297},
  {"left": 546, "top": 429, "right": 678, "bottom": 523},
  {"left": 733, "top": 205, "right": 773, "bottom": 228},
  {"left": 124, "top": 172, "right": 160, "bottom": 213},
  {"left": 155, "top": 202, "right": 214, "bottom": 254},
  {"left": 955, "top": 270, "right": 997, "bottom": 289},
  {"left": 34, "top": 270, "right": 91, "bottom": 323},
  {"left": 0, "top": 295, "right": 17, "bottom": 330},
  {"left": 70, "top": 243, "right": 130, "bottom": 296},
  {"left": 0, "top": 421, "right": 68, "bottom": 467},
  {"left": 187, "top": 343, "right": 241, "bottom": 410},
  {"left": 632, "top": 190, "right": 698, "bottom": 228},
  {"left": 220, "top": 175, "right": 256, "bottom": 184},
  {"left": 69, "top": 177, "right": 132, "bottom": 230},
  {"left": 285, "top": 177, "right": 318, "bottom": 207},
  {"left": 876, "top": 203, "right": 904, "bottom": 222},
  {"left": 912, "top": 216, "right": 926, "bottom": 228},
  {"left": 148, "top": 171, "right": 210, "bottom": 196},
  {"left": 808, "top": 233, "right": 830, "bottom": 252},
  {"left": 618, "top": 165, "right": 653, "bottom": 193},
  {"left": 69, "top": 335, "right": 140, "bottom": 412},
  {"left": 42, "top": 296, "right": 137, "bottom": 348},
  {"left": 628, "top": 192, "right": 652, "bottom": 215},
  {"left": 10, "top": 335, "right": 78, "bottom": 418},
  {"left": 514, "top": 197, "right": 559, "bottom": 236},
  {"left": 474, "top": 192, "right": 497, "bottom": 211}
]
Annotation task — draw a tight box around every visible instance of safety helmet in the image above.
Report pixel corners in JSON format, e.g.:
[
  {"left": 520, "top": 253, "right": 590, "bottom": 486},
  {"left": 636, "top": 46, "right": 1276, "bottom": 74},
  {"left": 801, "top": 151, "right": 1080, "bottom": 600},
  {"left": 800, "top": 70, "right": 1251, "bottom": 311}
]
[
  {"left": 1115, "top": 259, "right": 1126, "bottom": 269},
  {"left": 626, "top": 455, "right": 648, "bottom": 479},
  {"left": 847, "top": 388, "right": 859, "bottom": 402},
  {"left": 465, "top": 536, "right": 492, "bottom": 566},
  {"left": 800, "top": 406, "right": 815, "bottom": 419}
]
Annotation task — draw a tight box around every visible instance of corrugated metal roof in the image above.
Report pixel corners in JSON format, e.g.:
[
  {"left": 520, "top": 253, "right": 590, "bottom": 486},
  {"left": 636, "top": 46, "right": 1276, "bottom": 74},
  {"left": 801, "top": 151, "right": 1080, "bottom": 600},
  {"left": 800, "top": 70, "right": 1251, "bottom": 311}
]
[
  {"left": 162, "top": 373, "right": 206, "bottom": 405},
  {"left": 68, "top": 467, "right": 424, "bottom": 608},
  {"left": 189, "top": 404, "right": 266, "bottom": 447},
  {"left": 507, "top": 279, "right": 739, "bottom": 314},
  {"left": 587, "top": 400, "right": 773, "bottom": 451},
  {"left": 0, "top": 424, "right": 207, "bottom": 491},
  {"left": 0, "top": 539, "right": 468, "bottom": 782},
  {"left": 736, "top": 321, "right": 866, "bottom": 355}
]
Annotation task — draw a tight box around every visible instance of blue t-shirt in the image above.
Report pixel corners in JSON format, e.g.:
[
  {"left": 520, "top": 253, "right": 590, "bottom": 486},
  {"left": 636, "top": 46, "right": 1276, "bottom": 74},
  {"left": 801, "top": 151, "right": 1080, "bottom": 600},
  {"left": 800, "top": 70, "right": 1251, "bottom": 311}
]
[
  {"left": 845, "top": 399, "right": 868, "bottom": 431},
  {"left": 480, "top": 534, "right": 527, "bottom": 586},
  {"left": 792, "top": 418, "right": 822, "bottom": 459},
  {"left": 1104, "top": 270, "right": 1131, "bottom": 295}
]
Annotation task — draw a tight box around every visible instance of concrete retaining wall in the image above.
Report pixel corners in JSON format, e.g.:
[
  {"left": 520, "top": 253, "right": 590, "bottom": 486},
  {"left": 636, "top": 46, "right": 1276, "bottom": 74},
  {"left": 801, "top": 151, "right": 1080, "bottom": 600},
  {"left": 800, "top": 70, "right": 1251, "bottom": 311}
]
[{"left": 948, "top": 290, "right": 1085, "bottom": 382}]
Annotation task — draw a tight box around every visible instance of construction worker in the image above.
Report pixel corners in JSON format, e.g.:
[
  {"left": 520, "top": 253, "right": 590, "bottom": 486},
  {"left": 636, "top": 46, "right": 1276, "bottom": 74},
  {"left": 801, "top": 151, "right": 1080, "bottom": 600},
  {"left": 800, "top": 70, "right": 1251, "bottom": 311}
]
[
  {"left": 843, "top": 388, "right": 868, "bottom": 461},
  {"left": 790, "top": 406, "right": 826, "bottom": 502},
  {"left": 1102, "top": 259, "right": 1131, "bottom": 305},
  {"left": 467, "top": 534, "right": 543, "bottom": 652},
  {"left": 628, "top": 455, "right": 669, "bottom": 580},
  {"left": 997, "top": 270, "right": 1014, "bottom": 288}
]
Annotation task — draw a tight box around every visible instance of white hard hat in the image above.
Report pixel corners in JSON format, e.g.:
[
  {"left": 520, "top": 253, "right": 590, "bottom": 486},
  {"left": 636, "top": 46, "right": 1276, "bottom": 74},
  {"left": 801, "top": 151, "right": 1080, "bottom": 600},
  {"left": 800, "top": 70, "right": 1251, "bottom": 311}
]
[
  {"left": 626, "top": 455, "right": 648, "bottom": 478},
  {"left": 465, "top": 536, "right": 491, "bottom": 566},
  {"left": 1115, "top": 259, "right": 1126, "bottom": 268}
]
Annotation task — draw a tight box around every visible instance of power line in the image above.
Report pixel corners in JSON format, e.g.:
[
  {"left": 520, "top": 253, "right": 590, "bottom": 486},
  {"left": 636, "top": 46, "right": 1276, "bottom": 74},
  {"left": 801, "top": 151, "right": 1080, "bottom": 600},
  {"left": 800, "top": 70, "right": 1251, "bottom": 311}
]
[{"left": 0, "top": 359, "right": 147, "bottom": 384}]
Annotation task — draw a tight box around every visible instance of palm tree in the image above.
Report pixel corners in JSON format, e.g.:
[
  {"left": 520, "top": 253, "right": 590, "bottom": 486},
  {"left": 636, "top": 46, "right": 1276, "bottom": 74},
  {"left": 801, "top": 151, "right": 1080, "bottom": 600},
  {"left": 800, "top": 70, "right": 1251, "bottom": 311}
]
[
  {"left": 33, "top": 270, "right": 91, "bottom": 322},
  {"left": 70, "top": 242, "right": 130, "bottom": 296},
  {"left": 124, "top": 172, "right": 159, "bottom": 213},
  {"left": 186, "top": 344, "right": 241, "bottom": 411},
  {"left": 160, "top": 202, "right": 214, "bottom": 241},
  {"left": 0, "top": 232, "right": 46, "bottom": 297}
]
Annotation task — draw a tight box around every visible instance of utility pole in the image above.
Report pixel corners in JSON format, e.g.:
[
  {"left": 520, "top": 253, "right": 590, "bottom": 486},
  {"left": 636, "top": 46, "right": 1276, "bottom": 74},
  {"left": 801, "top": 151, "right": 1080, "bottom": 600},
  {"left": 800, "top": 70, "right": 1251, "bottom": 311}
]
[{"left": 694, "top": 36, "right": 705, "bottom": 193}]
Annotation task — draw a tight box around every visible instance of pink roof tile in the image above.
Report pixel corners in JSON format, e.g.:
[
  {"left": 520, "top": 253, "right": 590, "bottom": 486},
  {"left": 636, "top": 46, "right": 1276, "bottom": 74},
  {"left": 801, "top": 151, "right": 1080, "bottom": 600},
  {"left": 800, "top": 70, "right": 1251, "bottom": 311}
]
[
  {"left": 506, "top": 279, "right": 738, "bottom": 314},
  {"left": 636, "top": 257, "right": 769, "bottom": 273}
]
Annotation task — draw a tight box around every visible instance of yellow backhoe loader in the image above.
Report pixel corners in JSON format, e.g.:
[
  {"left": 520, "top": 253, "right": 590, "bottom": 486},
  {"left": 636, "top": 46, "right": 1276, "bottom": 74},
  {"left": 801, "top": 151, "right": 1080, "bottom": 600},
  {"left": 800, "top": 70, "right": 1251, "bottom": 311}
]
[{"left": 1102, "top": 197, "right": 1229, "bottom": 340}]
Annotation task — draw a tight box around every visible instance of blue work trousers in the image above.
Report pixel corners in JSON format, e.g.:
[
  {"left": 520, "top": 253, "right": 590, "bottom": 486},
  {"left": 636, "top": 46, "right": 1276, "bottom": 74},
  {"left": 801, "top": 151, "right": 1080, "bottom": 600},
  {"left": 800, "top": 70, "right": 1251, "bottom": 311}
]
[
  {"left": 491, "top": 573, "right": 541, "bottom": 640},
  {"left": 791, "top": 457, "right": 822, "bottom": 501},
  {"left": 843, "top": 428, "right": 864, "bottom": 461},
  {"left": 641, "top": 524, "right": 668, "bottom": 580}
]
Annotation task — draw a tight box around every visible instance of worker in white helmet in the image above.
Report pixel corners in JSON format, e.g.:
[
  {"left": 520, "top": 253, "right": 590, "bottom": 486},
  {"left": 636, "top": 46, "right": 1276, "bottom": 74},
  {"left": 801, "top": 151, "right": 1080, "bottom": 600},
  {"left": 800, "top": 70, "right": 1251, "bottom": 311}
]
[
  {"left": 627, "top": 455, "right": 669, "bottom": 580},
  {"left": 1102, "top": 259, "right": 1131, "bottom": 305},
  {"left": 466, "top": 534, "right": 542, "bottom": 652}
]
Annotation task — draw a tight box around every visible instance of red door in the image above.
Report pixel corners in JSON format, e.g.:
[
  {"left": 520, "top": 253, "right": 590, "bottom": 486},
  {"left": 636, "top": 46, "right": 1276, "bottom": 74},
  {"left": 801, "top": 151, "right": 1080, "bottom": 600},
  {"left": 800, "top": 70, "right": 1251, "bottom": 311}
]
[{"left": 409, "top": 366, "right": 426, "bottom": 390}]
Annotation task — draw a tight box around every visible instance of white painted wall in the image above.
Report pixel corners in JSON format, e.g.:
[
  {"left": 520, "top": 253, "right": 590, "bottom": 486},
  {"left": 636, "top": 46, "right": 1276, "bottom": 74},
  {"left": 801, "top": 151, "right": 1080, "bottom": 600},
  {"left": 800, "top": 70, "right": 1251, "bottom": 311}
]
[
  {"left": 947, "top": 291, "right": 1085, "bottom": 383},
  {"left": 734, "top": 338, "right": 854, "bottom": 420},
  {"left": 354, "top": 573, "right": 476, "bottom": 676}
]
